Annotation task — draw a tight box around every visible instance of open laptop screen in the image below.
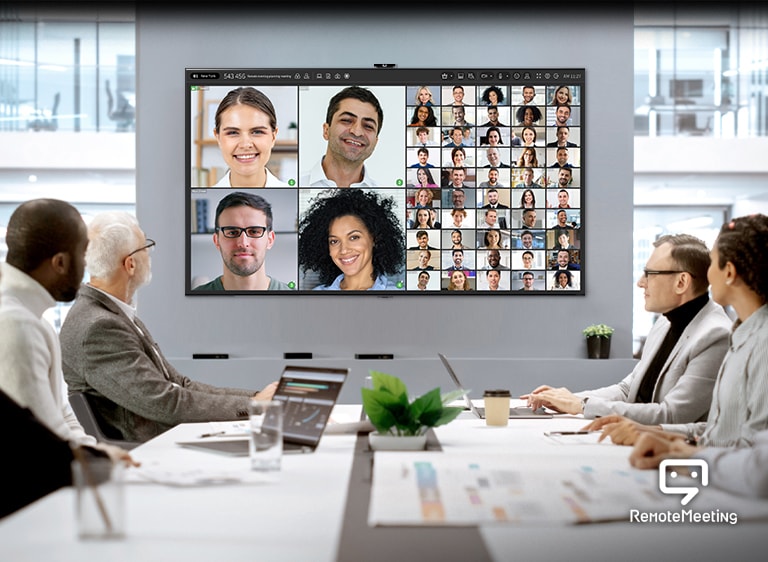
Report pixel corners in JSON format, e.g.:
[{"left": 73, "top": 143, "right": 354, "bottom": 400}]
[{"left": 273, "top": 366, "right": 348, "bottom": 446}]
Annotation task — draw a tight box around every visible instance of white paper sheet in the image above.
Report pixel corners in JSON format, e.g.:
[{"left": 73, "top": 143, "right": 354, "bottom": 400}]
[{"left": 368, "top": 452, "right": 672, "bottom": 526}]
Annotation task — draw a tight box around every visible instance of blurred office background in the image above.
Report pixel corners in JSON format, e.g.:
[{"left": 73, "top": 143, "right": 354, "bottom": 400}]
[{"left": 1, "top": 2, "right": 767, "bottom": 347}]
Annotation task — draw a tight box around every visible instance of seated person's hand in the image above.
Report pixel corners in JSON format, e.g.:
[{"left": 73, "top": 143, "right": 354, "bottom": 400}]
[
  {"left": 520, "top": 385, "right": 580, "bottom": 414},
  {"left": 629, "top": 432, "right": 700, "bottom": 470},
  {"left": 519, "top": 385, "right": 552, "bottom": 406},
  {"left": 582, "top": 414, "right": 664, "bottom": 446},
  {"left": 254, "top": 381, "right": 279, "bottom": 401},
  {"left": 581, "top": 413, "right": 625, "bottom": 432},
  {"left": 93, "top": 443, "right": 140, "bottom": 467}
]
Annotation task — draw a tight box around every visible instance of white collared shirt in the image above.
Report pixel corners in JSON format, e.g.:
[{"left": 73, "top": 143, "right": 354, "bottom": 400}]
[{"left": 300, "top": 157, "right": 378, "bottom": 188}]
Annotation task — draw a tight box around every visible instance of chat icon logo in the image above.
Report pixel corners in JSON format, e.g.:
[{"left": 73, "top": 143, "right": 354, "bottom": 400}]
[{"left": 659, "top": 459, "right": 708, "bottom": 506}]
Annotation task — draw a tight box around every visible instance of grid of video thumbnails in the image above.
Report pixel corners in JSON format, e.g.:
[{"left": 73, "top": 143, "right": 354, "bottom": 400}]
[{"left": 187, "top": 68, "right": 584, "bottom": 294}]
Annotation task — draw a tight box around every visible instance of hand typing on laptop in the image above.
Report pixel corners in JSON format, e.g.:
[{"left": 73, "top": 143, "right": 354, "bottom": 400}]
[{"left": 520, "top": 385, "right": 584, "bottom": 415}]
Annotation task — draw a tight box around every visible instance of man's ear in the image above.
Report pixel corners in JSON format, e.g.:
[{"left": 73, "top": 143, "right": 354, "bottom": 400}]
[
  {"left": 50, "top": 252, "right": 70, "bottom": 275},
  {"left": 676, "top": 271, "right": 693, "bottom": 294},
  {"left": 123, "top": 254, "right": 136, "bottom": 276}
]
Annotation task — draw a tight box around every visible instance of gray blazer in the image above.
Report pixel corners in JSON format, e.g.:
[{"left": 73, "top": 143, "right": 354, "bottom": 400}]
[
  {"left": 60, "top": 285, "right": 252, "bottom": 442},
  {"left": 580, "top": 298, "right": 732, "bottom": 424}
]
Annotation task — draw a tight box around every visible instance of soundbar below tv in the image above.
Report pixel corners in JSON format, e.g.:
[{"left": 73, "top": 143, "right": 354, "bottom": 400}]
[{"left": 186, "top": 67, "right": 585, "bottom": 295}]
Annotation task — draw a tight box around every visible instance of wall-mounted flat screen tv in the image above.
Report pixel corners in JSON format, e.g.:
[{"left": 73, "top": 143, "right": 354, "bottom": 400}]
[{"left": 187, "top": 68, "right": 585, "bottom": 294}]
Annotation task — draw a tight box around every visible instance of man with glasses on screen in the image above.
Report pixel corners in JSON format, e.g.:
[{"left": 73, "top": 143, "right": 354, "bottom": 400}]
[
  {"left": 194, "top": 192, "right": 291, "bottom": 291},
  {"left": 60, "top": 211, "right": 278, "bottom": 443},
  {"left": 518, "top": 271, "right": 536, "bottom": 291},
  {"left": 522, "top": 234, "right": 731, "bottom": 424}
]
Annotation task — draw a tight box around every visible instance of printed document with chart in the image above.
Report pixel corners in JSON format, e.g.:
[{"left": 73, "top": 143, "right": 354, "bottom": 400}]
[{"left": 368, "top": 452, "right": 673, "bottom": 525}]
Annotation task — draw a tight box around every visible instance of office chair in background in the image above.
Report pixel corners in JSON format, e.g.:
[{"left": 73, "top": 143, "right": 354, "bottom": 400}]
[{"left": 69, "top": 392, "right": 140, "bottom": 450}]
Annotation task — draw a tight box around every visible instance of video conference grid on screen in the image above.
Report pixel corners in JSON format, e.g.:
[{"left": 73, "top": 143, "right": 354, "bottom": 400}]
[{"left": 187, "top": 68, "right": 585, "bottom": 294}]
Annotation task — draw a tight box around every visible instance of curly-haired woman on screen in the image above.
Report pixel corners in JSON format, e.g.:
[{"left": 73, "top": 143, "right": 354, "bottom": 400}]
[{"left": 298, "top": 189, "right": 404, "bottom": 291}]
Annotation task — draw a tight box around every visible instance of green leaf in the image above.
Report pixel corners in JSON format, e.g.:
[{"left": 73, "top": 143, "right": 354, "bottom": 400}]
[
  {"left": 411, "top": 388, "right": 442, "bottom": 425},
  {"left": 370, "top": 371, "right": 408, "bottom": 402},
  {"left": 431, "top": 406, "right": 464, "bottom": 427},
  {"left": 441, "top": 388, "right": 468, "bottom": 405},
  {"left": 361, "top": 388, "right": 399, "bottom": 434},
  {"left": 361, "top": 373, "right": 463, "bottom": 436}
]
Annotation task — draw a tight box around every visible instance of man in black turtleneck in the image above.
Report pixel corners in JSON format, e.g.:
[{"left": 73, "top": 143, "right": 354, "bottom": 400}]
[{"left": 521, "top": 234, "right": 732, "bottom": 424}]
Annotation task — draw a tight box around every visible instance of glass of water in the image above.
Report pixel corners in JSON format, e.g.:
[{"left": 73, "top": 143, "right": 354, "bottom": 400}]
[{"left": 248, "top": 399, "right": 283, "bottom": 471}]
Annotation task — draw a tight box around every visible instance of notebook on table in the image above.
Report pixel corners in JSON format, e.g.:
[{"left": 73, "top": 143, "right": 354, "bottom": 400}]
[
  {"left": 177, "top": 365, "right": 349, "bottom": 456},
  {"left": 438, "top": 353, "right": 553, "bottom": 419}
]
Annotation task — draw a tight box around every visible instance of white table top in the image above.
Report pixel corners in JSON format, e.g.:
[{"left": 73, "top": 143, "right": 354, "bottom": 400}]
[
  {"left": 2, "top": 403, "right": 767, "bottom": 562},
  {"left": 1, "top": 405, "right": 361, "bottom": 562}
]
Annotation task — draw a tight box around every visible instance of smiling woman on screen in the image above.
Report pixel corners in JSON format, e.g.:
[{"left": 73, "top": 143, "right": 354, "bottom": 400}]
[
  {"left": 298, "top": 189, "right": 405, "bottom": 291},
  {"left": 213, "top": 87, "right": 288, "bottom": 188}
]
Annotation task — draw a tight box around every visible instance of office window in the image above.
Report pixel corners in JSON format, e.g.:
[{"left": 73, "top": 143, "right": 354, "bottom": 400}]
[
  {"left": 635, "top": 5, "right": 768, "bottom": 138},
  {"left": 0, "top": 6, "right": 136, "bottom": 329}
]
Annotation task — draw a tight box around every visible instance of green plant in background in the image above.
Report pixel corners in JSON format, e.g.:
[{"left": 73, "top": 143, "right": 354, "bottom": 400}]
[
  {"left": 361, "top": 371, "right": 465, "bottom": 437},
  {"left": 582, "top": 323, "right": 615, "bottom": 338}
]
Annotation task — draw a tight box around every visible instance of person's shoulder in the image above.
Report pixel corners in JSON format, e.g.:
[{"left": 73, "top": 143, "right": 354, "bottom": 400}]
[
  {"left": 373, "top": 275, "right": 404, "bottom": 291},
  {"left": 697, "top": 298, "right": 734, "bottom": 329},
  {"left": 212, "top": 171, "right": 230, "bottom": 187},
  {"left": 65, "top": 286, "right": 118, "bottom": 319},
  {"left": 192, "top": 277, "right": 224, "bottom": 291},
  {"left": 264, "top": 169, "right": 288, "bottom": 187},
  {"left": 313, "top": 274, "right": 343, "bottom": 291},
  {"left": 267, "top": 277, "right": 294, "bottom": 291}
]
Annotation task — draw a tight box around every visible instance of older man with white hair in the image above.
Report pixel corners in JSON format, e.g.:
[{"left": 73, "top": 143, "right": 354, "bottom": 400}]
[{"left": 60, "top": 211, "right": 276, "bottom": 443}]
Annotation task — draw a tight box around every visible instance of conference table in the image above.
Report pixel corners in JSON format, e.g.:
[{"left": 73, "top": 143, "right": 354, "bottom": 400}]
[{"left": 2, "top": 403, "right": 766, "bottom": 562}]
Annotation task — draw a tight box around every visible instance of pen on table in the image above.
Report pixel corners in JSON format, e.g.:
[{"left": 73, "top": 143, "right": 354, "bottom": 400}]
[
  {"left": 198, "top": 431, "right": 226, "bottom": 438},
  {"left": 544, "top": 431, "right": 594, "bottom": 436}
]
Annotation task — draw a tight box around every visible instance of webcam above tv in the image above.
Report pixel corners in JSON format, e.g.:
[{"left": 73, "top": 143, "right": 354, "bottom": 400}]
[{"left": 186, "top": 68, "right": 585, "bottom": 295}]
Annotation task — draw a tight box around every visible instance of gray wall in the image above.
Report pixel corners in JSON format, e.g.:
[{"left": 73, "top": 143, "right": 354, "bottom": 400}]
[{"left": 136, "top": 6, "right": 636, "bottom": 396}]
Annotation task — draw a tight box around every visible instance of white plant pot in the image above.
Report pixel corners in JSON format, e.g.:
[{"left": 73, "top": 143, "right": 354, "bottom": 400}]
[{"left": 368, "top": 432, "right": 427, "bottom": 451}]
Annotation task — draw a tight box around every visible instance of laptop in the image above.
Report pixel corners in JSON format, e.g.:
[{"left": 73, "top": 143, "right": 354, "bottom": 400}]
[
  {"left": 177, "top": 365, "right": 349, "bottom": 456},
  {"left": 437, "top": 353, "right": 553, "bottom": 419}
]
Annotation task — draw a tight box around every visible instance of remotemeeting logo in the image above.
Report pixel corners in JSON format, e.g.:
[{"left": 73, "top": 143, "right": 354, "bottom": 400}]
[
  {"left": 660, "top": 459, "right": 708, "bottom": 505},
  {"left": 629, "top": 459, "right": 738, "bottom": 525}
]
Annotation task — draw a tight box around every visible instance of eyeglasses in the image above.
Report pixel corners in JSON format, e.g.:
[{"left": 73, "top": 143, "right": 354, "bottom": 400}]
[
  {"left": 126, "top": 238, "right": 156, "bottom": 258},
  {"left": 642, "top": 269, "right": 686, "bottom": 279},
  {"left": 216, "top": 226, "right": 267, "bottom": 239}
]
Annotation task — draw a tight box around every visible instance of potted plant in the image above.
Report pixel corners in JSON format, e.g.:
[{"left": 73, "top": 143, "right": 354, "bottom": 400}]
[
  {"left": 583, "top": 323, "right": 614, "bottom": 359},
  {"left": 361, "top": 370, "right": 465, "bottom": 451}
]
